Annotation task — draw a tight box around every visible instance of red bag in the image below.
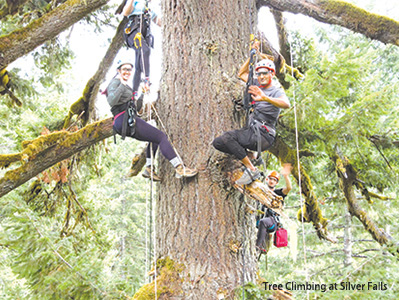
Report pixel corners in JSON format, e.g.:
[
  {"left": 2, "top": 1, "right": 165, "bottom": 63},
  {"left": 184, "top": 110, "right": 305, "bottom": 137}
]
[{"left": 274, "top": 228, "right": 288, "bottom": 248}]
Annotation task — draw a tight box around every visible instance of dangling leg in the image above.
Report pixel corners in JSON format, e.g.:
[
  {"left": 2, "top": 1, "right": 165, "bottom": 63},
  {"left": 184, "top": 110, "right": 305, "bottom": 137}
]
[
  {"left": 256, "top": 217, "right": 276, "bottom": 251},
  {"left": 133, "top": 118, "right": 197, "bottom": 178},
  {"left": 133, "top": 46, "right": 142, "bottom": 96},
  {"left": 212, "top": 128, "right": 260, "bottom": 184},
  {"left": 140, "top": 38, "right": 151, "bottom": 93},
  {"left": 142, "top": 142, "right": 161, "bottom": 181}
]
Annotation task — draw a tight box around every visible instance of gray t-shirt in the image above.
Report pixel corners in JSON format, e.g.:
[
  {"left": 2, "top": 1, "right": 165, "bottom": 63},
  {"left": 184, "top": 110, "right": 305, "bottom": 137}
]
[
  {"left": 106, "top": 78, "right": 133, "bottom": 108},
  {"left": 251, "top": 80, "right": 286, "bottom": 130}
]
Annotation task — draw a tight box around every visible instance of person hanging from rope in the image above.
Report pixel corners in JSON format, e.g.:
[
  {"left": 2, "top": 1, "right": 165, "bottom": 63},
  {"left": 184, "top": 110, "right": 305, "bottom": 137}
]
[
  {"left": 212, "top": 41, "right": 290, "bottom": 185},
  {"left": 122, "top": 0, "right": 161, "bottom": 98},
  {"left": 106, "top": 60, "right": 198, "bottom": 180},
  {"left": 256, "top": 164, "right": 292, "bottom": 253}
]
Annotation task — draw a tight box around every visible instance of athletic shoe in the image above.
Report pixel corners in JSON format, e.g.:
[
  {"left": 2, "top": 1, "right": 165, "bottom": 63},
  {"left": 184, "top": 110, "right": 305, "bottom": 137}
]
[
  {"left": 235, "top": 168, "right": 261, "bottom": 185},
  {"left": 175, "top": 165, "right": 198, "bottom": 178},
  {"left": 142, "top": 166, "right": 161, "bottom": 181}
]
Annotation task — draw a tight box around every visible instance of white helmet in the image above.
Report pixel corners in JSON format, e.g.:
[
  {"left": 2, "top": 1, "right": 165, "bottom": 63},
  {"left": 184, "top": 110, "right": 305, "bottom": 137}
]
[
  {"left": 116, "top": 59, "right": 134, "bottom": 70},
  {"left": 255, "top": 59, "right": 275, "bottom": 73}
]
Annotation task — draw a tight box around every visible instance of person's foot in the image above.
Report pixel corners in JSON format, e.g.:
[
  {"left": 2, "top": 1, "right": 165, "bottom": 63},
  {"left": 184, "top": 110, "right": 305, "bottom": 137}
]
[
  {"left": 142, "top": 166, "right": 161, "bottom": 181},
  {"left": 235, "top": 168, "right": 261, "bottom": 185},
  {"left": 175, "top": 165, "right": 198, "bottom": 178},
  {"left": 256, "top": 245, "right": 268, "bottom": 253}
]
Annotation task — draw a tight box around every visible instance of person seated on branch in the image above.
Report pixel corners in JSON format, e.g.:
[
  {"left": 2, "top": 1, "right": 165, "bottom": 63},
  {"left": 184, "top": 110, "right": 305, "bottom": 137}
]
[
  {"left": 106, "top": 60, "right": 198, "bottom": 180},
  {"left": 122, "top": 0, "right": 161, "bottom": 97},
  {"left": 256, "top": 165, "right": 292, "bottom": 252},
  {"left": 212, "top": 42, "right": 290, "bottom": 185}
]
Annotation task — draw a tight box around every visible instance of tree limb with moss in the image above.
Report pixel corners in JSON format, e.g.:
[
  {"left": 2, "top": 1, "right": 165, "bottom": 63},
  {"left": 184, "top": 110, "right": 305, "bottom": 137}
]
[
  {"left": 0, "top": 0, "right": 110, "bottom": 70},
  {"left": 0, "top": 118, "right": 113, "bottom": 198},
  {"left": 257, "top": 0, "right": 399, "bottom": 47},
  {"left": 332, "top": 151, "right": 398, "bottom": 255},
  {"left": 63, "top": 18, "right": 128, "bottom": 127}
]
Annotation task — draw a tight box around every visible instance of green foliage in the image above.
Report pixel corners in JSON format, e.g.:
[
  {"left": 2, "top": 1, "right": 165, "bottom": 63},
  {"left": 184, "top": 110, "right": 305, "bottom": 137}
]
[
  {"left": 282, "top": 26, "right": 399, "bottom": 199},
  {"left": 32, "top": 38, "right": 75, "bottom": 92},
  {"left": 258, "top": 19, "right": 399, "bottom": 300},
  {"left": 1, "top": 0, "right": 399, "bottom": 299}
]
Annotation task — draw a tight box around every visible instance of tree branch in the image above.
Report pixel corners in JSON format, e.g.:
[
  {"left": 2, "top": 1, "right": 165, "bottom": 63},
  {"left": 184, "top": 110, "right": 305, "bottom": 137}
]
[
  {"left": 332, "top": 151, "right": 398, "bottom": 256},
  {"left": 63, "top": 18, "right": 128, "bottom": 126},
  {"left": 271, "top": 9, "right": 291, "bottom": 66},
  {"left": 0, "top": 118, "right": 113, "bottom": 198},
  {"left": 0, "top": 0, "right": 110, "bottom": 70},
  {"left": 257, "top": 0, "right": 399, "bottom": 46}
]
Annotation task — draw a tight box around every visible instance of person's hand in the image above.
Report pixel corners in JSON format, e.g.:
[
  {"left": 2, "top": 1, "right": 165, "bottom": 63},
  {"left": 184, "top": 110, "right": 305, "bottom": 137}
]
[
  {"left": 280, "top": 163, "right": 292, "bottom": 176},
  {"left": 251, "top": 40, "right": 260, "bottom": 52},
  {"left": 119, "top": 76, "right": 128, "bottom": 86},
  {"left": 248, "top": 85, "right": 266, "bottom": 102}
]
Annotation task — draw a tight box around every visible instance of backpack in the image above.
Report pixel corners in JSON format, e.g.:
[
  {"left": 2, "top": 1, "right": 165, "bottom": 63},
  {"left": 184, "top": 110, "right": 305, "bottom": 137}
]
[{"left": 273, "top": 228, "right": 288, "bottom": 248}]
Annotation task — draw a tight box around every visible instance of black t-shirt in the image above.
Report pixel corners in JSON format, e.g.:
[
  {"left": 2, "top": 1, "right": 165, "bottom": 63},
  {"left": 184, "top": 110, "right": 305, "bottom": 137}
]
[{"left": 258, "top": 188, "right": 286, "bottom": 218}]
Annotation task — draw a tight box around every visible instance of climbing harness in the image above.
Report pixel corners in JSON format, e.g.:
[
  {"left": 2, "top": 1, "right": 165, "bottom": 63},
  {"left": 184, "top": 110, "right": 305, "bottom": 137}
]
[
  {"left": 134, "top": 32, "right": 143, "bottom": 48},
  {"left": 123, "top": 0, "right": 152, "bottom": 49},
  {"left": 119, "top": 99, "right": 137, "bottom": 141}
]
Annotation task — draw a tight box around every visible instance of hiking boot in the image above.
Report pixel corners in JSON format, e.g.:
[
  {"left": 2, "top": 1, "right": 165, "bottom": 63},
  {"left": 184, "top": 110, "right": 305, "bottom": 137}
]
[
  {"left": 256, "top": 245, "right": 268, "bottom": 254},
  {"left": 235, "top": 168, "right": 261, "bottom": 185},
  {"left": 175, "top": 165, "right": 198, "bottom": 178},
  {"left": 142, "top": 166, "right": 161, "bottom": 181}
]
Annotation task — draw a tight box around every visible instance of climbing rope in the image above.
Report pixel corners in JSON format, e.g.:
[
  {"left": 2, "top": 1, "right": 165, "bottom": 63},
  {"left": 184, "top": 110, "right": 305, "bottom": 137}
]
[
  {"left": 145, "top": 176, "right": 150, "bottom": 282},
  {"left": 151, "top": 105, "right": 186, "bottom": 169},
  {"left": 289, "top": 38, "right": 310, "bottom": 299},
  {"left": 147, "top": 93, "right": 158, "bottom": 299},
  {"left": 241, "top": 192, "right": 247, "bottom": 300},
  {"left": 135, "top": 7, "right": 159, "bottom": 295}
]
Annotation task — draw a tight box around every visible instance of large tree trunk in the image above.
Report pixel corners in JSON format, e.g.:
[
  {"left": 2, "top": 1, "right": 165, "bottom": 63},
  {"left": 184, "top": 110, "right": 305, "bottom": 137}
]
[
  {"left": 258, "top": 0, "right": 399, "bottom": 47},
  {"left": 0, "top": 0, "right": 110, "bottom": 69},
  {"left": 154, "top": 0, "right": 258, "bottom": 298}
]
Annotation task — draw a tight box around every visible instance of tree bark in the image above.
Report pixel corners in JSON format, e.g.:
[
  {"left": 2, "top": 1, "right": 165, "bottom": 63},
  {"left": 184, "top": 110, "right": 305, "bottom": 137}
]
[
  {"left": 152, "top": 0, "right": 258, "bottom": 298},
  {"left": 0, "top": 118, "right": 113, "bottom": 198},
  {"left": 257, "top": 0, "right": 399, "bottom": 47},
  {"left": 0, "top": 0, "right": 110, "bottom": 70}
]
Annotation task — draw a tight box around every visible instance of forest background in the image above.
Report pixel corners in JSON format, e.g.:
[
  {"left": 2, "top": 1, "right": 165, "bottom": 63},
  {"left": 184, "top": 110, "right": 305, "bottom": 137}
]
[{"left": 0, "top": 0, "right": 398, "bottom": 299}]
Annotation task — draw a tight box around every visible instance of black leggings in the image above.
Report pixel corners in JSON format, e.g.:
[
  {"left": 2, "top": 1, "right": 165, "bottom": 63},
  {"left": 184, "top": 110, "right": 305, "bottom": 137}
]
[
  {"left": 256, "top": 217, "right": 277, "bottom": 248},
  {"left": 114, "top": 112, "right": 176, "bottom": 161},
  {"left": 212, "top": 127, "right": 274, "bottom": 160}
]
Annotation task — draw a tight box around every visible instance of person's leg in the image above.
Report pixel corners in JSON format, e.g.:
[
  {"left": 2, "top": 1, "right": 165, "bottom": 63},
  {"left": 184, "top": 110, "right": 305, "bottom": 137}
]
[
  {"left": 145, "top": 142, "right": 159, "bottom": 163},
  {"left": 133, "top": 118, "right": 197, "bottom": 178},
  {"left": 213, "top": 128, "right": 260, "bottom": 184},
  {"left": 133, "top": 118, "right": 176, "bottom": 161},
  {"left": 133, "top": 47, "right": 142, "bottom": 94},
  {"left": 256, "top": 217, "right": 276, "bottom": 249},
  {"left": 212, "top": 129, "right": 250, "bottom": 162},
  {"left": 141, "top": 39, "right": 151, "bottom": 79}
]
